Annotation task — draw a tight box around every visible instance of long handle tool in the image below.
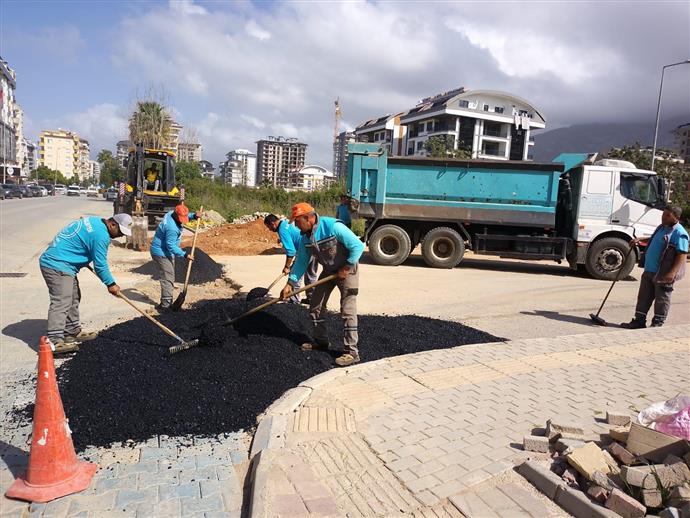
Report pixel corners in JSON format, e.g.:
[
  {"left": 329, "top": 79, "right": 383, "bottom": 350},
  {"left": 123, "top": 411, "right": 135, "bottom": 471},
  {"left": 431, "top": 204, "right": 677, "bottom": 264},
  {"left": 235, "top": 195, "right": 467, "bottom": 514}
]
[
  {"left": 589, "top": 243, "right": 636, "bottom": 326},
  {"left": 246, "top": 272, "right": 286, "bottom": 302},
  {"left": 226, "top": 274, "right": 338, "bottom": 326},
  {"left": 171, "top": 205, "right": 204, "bottom": 311}
]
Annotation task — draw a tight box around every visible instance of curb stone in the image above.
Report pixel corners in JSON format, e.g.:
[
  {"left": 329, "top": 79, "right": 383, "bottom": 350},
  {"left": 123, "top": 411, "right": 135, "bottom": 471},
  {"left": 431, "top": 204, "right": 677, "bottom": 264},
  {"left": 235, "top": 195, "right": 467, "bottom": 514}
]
[
  {"left": 249, "top": 415, "right": 287, "bottom": 459},
  {"left": 261, "top": 386, "right": 312, "bottom": 418}
]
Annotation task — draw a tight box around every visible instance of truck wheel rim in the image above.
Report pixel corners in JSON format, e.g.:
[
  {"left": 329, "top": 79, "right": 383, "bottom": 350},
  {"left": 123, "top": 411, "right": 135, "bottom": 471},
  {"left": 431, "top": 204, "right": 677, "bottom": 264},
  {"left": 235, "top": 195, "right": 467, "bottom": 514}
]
[
  {"left": 433, "top": 238, "right": 454, "bottom": 259},
  {"left": 598, "top": 249, "right": 623, "bottom": 272},
  {"left": 380, "top": 237, "right": 400, "bottom": 256}
]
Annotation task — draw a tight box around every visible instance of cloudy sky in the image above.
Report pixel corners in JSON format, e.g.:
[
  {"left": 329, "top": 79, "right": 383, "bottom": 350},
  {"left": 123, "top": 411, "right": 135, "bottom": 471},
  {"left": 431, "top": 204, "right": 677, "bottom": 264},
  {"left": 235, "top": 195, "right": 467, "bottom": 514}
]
[{"left": 2, "top": 0, "right": 689, "bottom": 168}]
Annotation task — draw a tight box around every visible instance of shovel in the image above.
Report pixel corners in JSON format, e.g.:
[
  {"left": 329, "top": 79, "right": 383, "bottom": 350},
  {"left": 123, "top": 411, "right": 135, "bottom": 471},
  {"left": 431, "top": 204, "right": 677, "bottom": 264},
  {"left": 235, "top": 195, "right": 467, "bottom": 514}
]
[
  {"left": 589, "top": 242, "right": 636, "bottom": 326},
  {"left": 227, "top": 274, "right": 338, "bottom": 326},
  {"left": 245, "top": 272, "right": 286, "bottom": 302},
  {"left": 171, "top": 205, "right": 203, "bottom": 311}
]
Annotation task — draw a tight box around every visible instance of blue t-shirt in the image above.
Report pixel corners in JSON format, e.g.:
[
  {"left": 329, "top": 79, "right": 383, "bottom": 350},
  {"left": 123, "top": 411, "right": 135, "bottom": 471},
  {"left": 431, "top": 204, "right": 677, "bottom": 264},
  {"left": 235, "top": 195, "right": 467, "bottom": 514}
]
[
  {"left": 644, "top": 223, "right": 689, "bottom": 273},
  {"left": 277, "top": 220, "right": 302, "bottom": 258},
  {"left": 150, "top": 210, "right": 196, "bottom": 258},
  {"left": 39, "top": 217, "right": 115, "bottom": 285},
  {"left": 335, "top": 204, "right": 352, "bottom": 226}
]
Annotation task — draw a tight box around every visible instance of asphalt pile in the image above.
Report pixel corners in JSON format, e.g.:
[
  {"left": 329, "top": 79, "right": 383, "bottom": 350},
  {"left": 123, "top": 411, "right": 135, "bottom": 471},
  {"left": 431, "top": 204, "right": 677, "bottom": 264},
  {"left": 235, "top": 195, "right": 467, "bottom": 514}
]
[
  {"left": 131, "top": 247, "right": 223, "bottom": 284},
  {"left": 24, "top": 299, "right": 500, "bottom": 451}
]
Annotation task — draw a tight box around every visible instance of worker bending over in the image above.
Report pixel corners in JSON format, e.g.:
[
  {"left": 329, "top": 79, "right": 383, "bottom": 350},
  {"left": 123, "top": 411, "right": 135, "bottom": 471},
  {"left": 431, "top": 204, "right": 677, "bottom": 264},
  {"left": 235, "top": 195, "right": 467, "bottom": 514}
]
[
  {"left": 281, "top": 203, "right": 365, "bottom": 367},
  {"left": 39, "top": 214, "right": 132, "bottom": 353},
  {"left": 264, "top": 214, "right": 318, "bottom": 304},
  {"left": 150, "top": 204, "right": 202, "bottom": 311}
]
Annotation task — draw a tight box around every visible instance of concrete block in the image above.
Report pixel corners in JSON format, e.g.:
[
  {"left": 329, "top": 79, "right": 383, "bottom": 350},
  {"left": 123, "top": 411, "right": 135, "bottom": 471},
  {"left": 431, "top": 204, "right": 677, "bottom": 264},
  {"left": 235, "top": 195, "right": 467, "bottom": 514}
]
[
  {"left": 642, "top": 488, "right": 663, "bottom": 508},
  {"left": 623, "top": 462, "right": 690, "bottom": 489},
  {"left": 523, "top": 435, "right": 549, "bottom": 453},
  {"left": 546, "top": 419, "right": 585, "bottom": 441},
  {"left": 610, "top": 426, "right": 631, "bottom": 443},
  {"left": 627, "top": 422, "right": 688, "bottom": 463},
  {"left": 518, "top": 460, "right": 566, "bottom": 500},
  {"left": 609, "top": 442, "right": 636, "bottom": 466},
  {"left": 567, "top": 442, "right": 613, "bottom": 481},
  {"left": 555, "top": 485, "right": 620, "bottom": 518},
  {"left": 607, "top": 411, "right": 632, "bottom": 426},
  {"left": 660, "top": 508, "right": 682, "bottom": 518},
  {"left": 669, "top": 486, "right": 690, "bottom": 507},
  {"left": 592, "top": 471, "right": 621, "bottom": 491},
  {"left": 263, "top": 386, "right": 312, "bottom": 417},
  {"left": 606, "top": 488, "right": 647, "bottom": 518},
  {"left": 588, "top": 485, "right": 610, "bottom": 504},
  {"left": 555, "top": 438, "right": 586, "bottom": 454},
  {"left": 304, "top": 496, "right": 339, "bottom": 515},
  {"left": 621, "top": 465, "right": 659, "bottom": 488}
]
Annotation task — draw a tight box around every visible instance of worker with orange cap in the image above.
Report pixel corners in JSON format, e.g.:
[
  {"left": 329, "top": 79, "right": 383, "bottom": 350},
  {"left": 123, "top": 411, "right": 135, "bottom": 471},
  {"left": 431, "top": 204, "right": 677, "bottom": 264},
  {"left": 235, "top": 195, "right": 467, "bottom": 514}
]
[
  {"left": 150, "top": 203, "right": 203, "bottom": 311},
  {"left": 281, "top": 202, "right": 365, "bottom": 367}
]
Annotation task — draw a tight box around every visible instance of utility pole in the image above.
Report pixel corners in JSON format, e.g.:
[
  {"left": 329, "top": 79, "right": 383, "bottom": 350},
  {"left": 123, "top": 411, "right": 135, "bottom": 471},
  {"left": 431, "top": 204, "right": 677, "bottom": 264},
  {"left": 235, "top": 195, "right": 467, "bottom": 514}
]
[{"left": 651, "top": 59, "right": 690, "bottom": 171}]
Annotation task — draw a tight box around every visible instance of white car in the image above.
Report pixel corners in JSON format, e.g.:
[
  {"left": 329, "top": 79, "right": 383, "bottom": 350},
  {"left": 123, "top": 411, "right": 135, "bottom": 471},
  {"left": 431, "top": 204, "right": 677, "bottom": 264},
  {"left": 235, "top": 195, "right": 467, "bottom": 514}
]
[
  {"left": 67, "top": 185, "right": 81, "bottom": 196},
  {"left": 54, "top": 184, "right": 67, "bottom": 195},
  {"left": 86, "top": 186, "right": 99, "bottom": 197}
]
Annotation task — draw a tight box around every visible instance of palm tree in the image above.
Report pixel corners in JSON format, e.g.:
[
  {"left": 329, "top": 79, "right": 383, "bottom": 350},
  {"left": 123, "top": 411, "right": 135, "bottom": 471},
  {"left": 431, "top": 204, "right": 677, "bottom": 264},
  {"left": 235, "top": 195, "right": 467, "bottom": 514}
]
[
  {"left": 97, "top": 149, "right": 113, "bottom": 164},
  {"left": 128, "top": 101, "right": 172, "bottom": 150}
]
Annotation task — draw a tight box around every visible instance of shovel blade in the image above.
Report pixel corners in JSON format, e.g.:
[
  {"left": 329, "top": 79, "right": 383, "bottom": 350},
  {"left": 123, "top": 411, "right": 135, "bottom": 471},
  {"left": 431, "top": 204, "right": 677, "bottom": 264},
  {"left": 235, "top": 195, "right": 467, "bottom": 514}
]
[
  {"left": 246, "top": 287, "right": 269, "bottom": 302},
  {"left": 171, "top": 290, "right": 187, "bottom": 311},
  {"left": 589, "top": 313, "right": 607, "bottom": 326}
]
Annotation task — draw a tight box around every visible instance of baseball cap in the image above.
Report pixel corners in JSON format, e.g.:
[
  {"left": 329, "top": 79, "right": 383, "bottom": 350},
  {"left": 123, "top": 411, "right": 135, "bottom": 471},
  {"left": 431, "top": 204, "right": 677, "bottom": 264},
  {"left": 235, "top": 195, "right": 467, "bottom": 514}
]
[
  {"left": 112, "top": 213, "right": 133, "bottom": 236},
  {"left": 175, "top": 204, "right": 190, "bottom": 224},
  {"left": 290, "top": 202, "right": 315, "bottom": 222}
]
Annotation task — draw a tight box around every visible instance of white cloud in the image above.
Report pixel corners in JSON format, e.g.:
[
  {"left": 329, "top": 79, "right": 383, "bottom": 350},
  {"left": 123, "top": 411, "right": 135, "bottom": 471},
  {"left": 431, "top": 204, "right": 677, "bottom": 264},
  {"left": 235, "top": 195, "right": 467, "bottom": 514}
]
[
  {"left": 245, "top": 20, "right": 271, "bottom": 41},
  {"left": 170, "top": 0, "right": 207, "bottom": 16},
  {"left": 241, "top": 115, "right": 266, "bottom": 129}
]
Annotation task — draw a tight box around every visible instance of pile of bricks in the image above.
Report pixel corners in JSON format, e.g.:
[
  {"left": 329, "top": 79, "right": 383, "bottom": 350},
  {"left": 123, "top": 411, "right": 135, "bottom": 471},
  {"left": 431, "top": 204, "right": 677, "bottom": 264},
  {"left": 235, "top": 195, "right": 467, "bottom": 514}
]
[{"left": 520, "top": 412, "right": 690, "bottom": 518}]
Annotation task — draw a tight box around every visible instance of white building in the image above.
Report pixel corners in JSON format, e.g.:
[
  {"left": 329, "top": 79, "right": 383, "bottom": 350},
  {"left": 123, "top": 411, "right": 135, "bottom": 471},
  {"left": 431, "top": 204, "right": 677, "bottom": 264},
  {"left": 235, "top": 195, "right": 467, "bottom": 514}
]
[
  {"left": 287, "top": 165, "right": 335, "bottom": 192},
  {"left": 1, "top": 58, "right": 21, "bottom": 181},
  {"left": 78, "top": 138, "right": 90, "bottom": 181},
  {"left": 90, "top": 160, "right": 101, "bottom": 184},
  {"left": 356, "top": 87, "right": 546, "bottom": 161},
  {"left": 22, "top": 138, "right": 36, "bottom": 177},
  {"left": 220, "top": 149, "right": 257, "bottom": 187},
  {"left": 199, "top": 160, "right": 215, "bottom": 180},
  {"left": 39, "top": 129, "right": 81, "bottom": 178},
  {"left": 116, "top": 140, "right": 130, "bottom": 167},
  {"left": 178, "top": 142, "right": 202, "bottom": 162},
  {"left": 333, "top": 131, "right": 355, "bottom": 179}
]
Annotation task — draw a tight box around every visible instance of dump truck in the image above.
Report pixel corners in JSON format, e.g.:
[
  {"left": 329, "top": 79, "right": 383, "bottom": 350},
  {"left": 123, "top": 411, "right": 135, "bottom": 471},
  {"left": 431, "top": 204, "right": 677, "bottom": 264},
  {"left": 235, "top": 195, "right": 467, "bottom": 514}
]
[{"left": 346, "top": 143, "right": 668, "bottom": 280}]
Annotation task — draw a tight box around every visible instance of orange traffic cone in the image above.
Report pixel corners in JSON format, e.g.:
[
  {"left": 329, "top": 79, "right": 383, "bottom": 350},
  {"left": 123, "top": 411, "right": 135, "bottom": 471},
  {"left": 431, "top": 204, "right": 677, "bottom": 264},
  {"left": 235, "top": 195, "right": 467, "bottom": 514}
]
[{"left": 5, "top": 337, "right": 97, "bottom": 503}]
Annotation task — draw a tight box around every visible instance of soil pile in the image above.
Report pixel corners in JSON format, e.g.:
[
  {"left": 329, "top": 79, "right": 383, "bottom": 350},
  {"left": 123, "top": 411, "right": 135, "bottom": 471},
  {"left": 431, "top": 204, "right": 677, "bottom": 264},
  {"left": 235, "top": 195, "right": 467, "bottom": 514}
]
[
  {"left": 181, "top": 220, "right": 281, "bottom": 256},
  {"left": 32, "top": 300, "right": 500, "bottom": 451}
]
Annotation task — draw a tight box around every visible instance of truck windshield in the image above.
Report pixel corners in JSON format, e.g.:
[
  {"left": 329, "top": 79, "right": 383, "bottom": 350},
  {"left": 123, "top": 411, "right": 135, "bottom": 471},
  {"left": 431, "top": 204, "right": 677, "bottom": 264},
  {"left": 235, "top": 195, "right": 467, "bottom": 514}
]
[{"left": 620, "top": 173, "right": 659, "bottom": 207}]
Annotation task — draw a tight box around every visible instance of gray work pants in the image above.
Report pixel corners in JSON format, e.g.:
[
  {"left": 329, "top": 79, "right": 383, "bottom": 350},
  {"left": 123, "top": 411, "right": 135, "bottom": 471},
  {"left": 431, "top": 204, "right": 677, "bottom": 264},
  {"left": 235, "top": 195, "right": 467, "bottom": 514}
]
[
  {"left": 635, "top": 271, "right": 674, "bottom": 324},
  {"left": 153, "top": 255, "right": 175, "bottom": 304},
  {"left": 309, "top": 267, "right": 359, "bottom": 357},
  {"left": 289, "top": 256, "right": 318, "bottom": 304},
  {"left": 41, "top": 267, "right": 81, "bottom": 341}
]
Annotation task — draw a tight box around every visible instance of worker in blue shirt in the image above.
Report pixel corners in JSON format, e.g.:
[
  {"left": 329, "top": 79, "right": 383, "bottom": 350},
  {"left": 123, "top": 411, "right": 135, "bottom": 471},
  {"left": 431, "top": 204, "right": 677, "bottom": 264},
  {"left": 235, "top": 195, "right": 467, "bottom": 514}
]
[
  {"left": 622, "top": 205, "right": 688, "bottom": 328},
  {"left": 335, "top": 195, "right": 353, "bottom": 228},
  {"left": 281, "top": 202, "right": 365, "bottom": 367},
  {"left": 39, "top": 213, "right": 132, "bottom": 354},
  {"left": 264, "top": 214, "right": 318, "bottom": 304},
  {"left": 150, "top": 204, "right": 202, "bottom": 311}
]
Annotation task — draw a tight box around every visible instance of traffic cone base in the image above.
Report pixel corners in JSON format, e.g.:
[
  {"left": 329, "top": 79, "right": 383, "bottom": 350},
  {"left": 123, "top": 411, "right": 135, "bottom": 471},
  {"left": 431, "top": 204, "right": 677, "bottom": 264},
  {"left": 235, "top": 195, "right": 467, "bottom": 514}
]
[
  {"left": 6, "top": 461, "right": 97, "bottom": 503},
  {"left": 4, "top": 336, "right": 97, "bottom": 503}
]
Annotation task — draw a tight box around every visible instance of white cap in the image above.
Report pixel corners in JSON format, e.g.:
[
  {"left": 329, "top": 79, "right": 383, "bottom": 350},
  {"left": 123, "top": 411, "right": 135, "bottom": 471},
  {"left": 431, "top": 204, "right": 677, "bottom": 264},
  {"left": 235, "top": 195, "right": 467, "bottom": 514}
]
[{"left": 112, "top": 213, "right": 133, "bottom": 236}]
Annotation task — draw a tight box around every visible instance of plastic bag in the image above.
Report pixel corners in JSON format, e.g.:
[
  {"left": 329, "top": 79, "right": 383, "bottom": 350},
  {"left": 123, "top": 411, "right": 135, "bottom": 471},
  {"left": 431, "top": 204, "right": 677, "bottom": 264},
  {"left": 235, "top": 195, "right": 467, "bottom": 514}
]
[{"left": 638, "top": 394, "right": 690, "bottom": 440}]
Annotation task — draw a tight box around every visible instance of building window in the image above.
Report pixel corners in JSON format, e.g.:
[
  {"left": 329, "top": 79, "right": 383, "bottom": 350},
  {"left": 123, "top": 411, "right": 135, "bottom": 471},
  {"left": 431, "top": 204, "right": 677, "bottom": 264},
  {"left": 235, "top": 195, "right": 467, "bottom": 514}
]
[
  {"left": 459, "top": 100, "right": 470, "bottom": 108},
  {"left": 494, "top": 107, "right": 504, "bottom": 114},
  {"left": 483, "top": 104, "right": 489, "bottom": 112},
  {"left": 416, "top": 141, "right": 424, "bottom": 151},
  {"left": 482, "top": 141, "right": 500, "bottom": 156},
  {"left": 426, "top": 121, "right": 434, "bottom": 132}
]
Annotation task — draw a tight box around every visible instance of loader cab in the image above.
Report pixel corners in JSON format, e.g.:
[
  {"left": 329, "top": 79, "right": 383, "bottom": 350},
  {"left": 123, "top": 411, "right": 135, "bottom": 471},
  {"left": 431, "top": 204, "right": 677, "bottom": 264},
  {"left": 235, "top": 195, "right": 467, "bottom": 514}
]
[{"left": 125, "top": 147, "right": 178, "bottom": 197}]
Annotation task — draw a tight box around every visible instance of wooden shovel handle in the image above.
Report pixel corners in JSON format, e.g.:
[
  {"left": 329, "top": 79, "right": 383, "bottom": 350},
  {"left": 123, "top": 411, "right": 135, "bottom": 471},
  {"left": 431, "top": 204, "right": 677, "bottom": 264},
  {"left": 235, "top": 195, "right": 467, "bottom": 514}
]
[
  {"left": 265, "top": 272, "right": 286, "bottom": 293},
  {"left": 182, "top": 205, "right": 203, "bottom": 290},
  {"left": 227, "top": 274, "right": 338, "bottom": 325}
]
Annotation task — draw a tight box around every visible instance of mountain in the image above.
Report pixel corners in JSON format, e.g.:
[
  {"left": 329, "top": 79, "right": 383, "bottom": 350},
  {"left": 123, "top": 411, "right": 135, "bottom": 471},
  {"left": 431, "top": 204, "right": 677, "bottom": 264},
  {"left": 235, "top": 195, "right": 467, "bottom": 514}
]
[{"left": 532, "top": 115, "right": 687, "bottom": 162}]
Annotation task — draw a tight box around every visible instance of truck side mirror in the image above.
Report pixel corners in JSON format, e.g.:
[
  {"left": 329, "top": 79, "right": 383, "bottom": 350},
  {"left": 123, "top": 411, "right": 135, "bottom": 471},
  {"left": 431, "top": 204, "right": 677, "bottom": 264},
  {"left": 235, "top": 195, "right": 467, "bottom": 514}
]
[{"left": 657, "top": 177, "right": 668, "bottom": 205}]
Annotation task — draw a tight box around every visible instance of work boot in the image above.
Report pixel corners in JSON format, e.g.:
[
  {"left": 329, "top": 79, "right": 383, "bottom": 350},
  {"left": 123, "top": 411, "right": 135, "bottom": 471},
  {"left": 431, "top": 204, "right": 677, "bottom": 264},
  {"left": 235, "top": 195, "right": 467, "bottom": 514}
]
[
  {"left": 66, "top": 330, "right": 98, "bottom": 342},
  {"left": 620, "top": 318, "right": 646, "bottom": 329},
  {"left": 650, "top": 317, "right": 664, "bottom": 328},
  {"left": 335, "top": 353, "right": 360, "bottom": 367},
  {"left": 51, "top": 339, "right": 80, "bottom": 355},
  {"left": 301, "top": 341, "right": 329, "bottom": 351},
  {"left": 300, "top": 297, "right": 311, "bottom": 306},
  {"left": 155, "top": 302, "right": 172, "bottom": 313}
]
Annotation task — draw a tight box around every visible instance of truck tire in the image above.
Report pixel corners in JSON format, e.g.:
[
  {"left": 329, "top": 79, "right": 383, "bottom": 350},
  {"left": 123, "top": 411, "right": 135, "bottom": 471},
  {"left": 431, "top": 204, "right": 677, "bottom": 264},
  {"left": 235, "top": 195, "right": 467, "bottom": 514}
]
[
  {"left": 368, "top": 225, "right": 412, "bottom": 266},
  {"left": 421, "top": 227, "right": 466, "bottom": 268},
  {"left": 585, "top": 237, "right": 635, "bottom": 281}
]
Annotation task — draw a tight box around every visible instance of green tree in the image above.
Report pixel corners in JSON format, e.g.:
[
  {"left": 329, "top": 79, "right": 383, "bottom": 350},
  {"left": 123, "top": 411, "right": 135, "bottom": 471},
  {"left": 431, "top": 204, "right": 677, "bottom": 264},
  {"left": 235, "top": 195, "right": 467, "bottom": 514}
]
[
  {"left": 424, "top": 135, "right": 471, "bottom": 159},
  {"left": 175, "top": 160, "right": 202, "bottom": 185},
  {"left": 129, "top": 101, "right": 172, "bottom": 149},
  {"left": 97, "top": 149, "right": 114, "bottom": 163},
  {"left": 97, "top": 148, "right": 125, "bottom": 187},
  {"left": 35, "top": 165, "right": 68, "bottom": 185}
]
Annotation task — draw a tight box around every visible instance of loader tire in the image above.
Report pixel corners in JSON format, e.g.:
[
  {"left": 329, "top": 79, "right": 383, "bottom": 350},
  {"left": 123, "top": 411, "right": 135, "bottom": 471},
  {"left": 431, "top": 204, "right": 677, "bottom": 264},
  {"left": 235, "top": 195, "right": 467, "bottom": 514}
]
[
  {"left": 421, "top": 227, "right": 465, "bottom": 269},
  {"left": 368, "top": 225, "right": 411, "bottom": 266},
  {"left": 585, "top": 237, "right": 635, "bottom": 281}
]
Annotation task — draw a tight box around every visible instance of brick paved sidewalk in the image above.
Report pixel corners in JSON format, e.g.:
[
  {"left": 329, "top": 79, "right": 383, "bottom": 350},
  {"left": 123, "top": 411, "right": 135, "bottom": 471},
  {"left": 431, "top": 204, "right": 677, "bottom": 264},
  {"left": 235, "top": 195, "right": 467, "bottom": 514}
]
[{"left": 250, "top": 325, "right": 690, "bottom": 517}]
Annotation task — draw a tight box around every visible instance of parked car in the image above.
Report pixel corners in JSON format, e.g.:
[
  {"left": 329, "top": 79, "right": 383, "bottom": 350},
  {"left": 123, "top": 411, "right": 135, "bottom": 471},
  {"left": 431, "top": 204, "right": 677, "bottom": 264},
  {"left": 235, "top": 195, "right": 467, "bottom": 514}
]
[
  {"left": 105, "top": 187, "right": 118, "bottom": 201},
  {"left": 2, "top": 184, "right": 23, "bottom": 199},
  {"left": 45, "top": 184, "right": 55, "bottom": 196},
  {"left": 54, "top": 184, "right": 67, "bottom": 195},
  {"left": 86, "top": 186, "right": 99, "bottom": 197},
  {"left": 18, "top": 185, "right": 32, "bottom": 198},
  {"left": 29, "top": 185, "right": 48, "bottom": 197},
  {"left": 80, "top": 186, "right": 87, "bottom": 195},
  {"left": 67, "top": 185, "right": 81, "bottom": 196}
]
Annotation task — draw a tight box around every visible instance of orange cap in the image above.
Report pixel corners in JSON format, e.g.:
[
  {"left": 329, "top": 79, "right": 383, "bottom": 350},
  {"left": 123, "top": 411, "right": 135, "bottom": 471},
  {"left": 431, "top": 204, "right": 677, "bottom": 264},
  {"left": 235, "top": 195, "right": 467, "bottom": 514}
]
[
  {"left": 290, "top": 202, "right": 315, "bottom": 221},
  {"left": 175, "top": 204, "right": 190, "bottom": 224}
]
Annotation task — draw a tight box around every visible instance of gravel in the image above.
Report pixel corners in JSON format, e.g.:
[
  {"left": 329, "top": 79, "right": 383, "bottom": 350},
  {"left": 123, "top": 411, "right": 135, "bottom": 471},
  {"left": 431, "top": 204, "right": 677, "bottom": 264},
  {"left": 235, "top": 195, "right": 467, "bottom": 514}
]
[{"left": 15, "top": 299, "right": 501, "bottom": 451}]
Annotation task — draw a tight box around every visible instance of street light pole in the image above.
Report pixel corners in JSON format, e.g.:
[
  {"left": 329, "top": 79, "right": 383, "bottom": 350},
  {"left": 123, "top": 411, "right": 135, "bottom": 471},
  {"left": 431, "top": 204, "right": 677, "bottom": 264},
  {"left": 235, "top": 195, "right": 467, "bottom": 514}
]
[{"left": 651, "top": 59, "right": 690, "bottom": 171}]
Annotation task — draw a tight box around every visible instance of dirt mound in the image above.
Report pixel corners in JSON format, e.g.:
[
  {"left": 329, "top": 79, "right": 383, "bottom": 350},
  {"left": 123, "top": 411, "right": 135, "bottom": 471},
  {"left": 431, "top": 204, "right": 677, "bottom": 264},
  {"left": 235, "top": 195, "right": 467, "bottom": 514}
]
[
  {"left": 31, "top": 299, "right": 501, "bottom": 450},
  {"left": 182, "top": 219, "right": 282, "bottom": 256},
  {"left": 132, "top": 248, "right": 224, "bottom": 285}
]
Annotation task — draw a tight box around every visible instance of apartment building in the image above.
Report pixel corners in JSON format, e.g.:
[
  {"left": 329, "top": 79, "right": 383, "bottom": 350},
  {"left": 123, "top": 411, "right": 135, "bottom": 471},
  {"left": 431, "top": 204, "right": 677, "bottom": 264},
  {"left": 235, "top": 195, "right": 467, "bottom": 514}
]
[
  {"left": 673, "top": 123, "right": 690, "bottom": 164},
  {"left": 22, "top": 138, "right": 36, "bottom": 176},
  {"left": 287, "top": 165, "right": 336, "bottom": 192},
  {"left": 355, "top": 87, "right": 546, "bottom": 161},
  {"left": 90, "top": 160, "right": 101, "bottom": 184},
  {"left": 333, "top": 131, "right": 355, "bottom": 179},
  {"left": 256, "top": 137, "right": 307, "bottom": 188},
  {"left": 1, "top": 57, "right": 21, "bottom": 181},
  {"left": 199, "top": 160, "right": 215, "bottom": 180},
  {"left": 178, "top": 142, "right": 202, "bottom": 163},
  {"left": 167, "top": 120, "right": 182, "bottom": 155},
  {"left": 39, "top": 129, "right": 81, "bottom": 178},
  {"left": 219, "top": 149, "right": 257, "bottom": 187},
  {"left": 78, "top": 138, "right": 91, "bottom": 181},
  {"left": 116, "top": 140, "right": 130, "bottom": 167}
]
